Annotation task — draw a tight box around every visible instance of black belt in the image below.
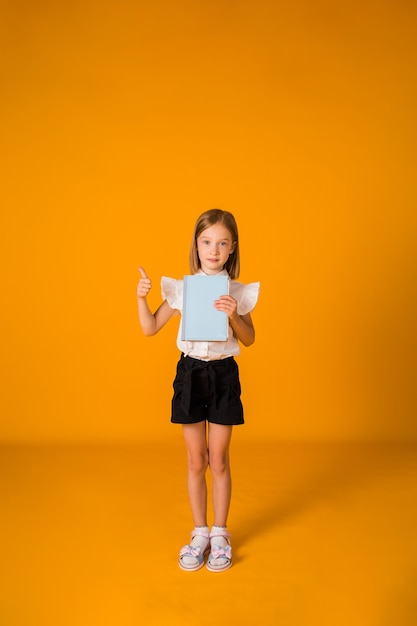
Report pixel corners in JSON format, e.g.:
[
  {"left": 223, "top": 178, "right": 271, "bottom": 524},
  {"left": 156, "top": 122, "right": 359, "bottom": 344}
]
[{"left": 180, "top": 356, "right": 231, "bottom": 416}]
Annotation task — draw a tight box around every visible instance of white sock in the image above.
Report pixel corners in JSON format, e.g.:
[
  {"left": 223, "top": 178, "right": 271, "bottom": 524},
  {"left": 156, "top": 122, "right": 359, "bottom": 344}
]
[
  {"left": 180, "top": 526, "right": 210, "bottom": 567},
  {"left": 210, "top": 525, "right": 228, "bottom": 549},
  {"left": 190, "top": 526, "right": 210, "bottom": 550}
]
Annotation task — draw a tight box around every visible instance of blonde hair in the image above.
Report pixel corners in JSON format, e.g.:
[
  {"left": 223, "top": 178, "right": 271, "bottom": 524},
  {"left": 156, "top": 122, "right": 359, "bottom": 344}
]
[{"left": 189, "top": 209, "right": 240, "bottom": 278}]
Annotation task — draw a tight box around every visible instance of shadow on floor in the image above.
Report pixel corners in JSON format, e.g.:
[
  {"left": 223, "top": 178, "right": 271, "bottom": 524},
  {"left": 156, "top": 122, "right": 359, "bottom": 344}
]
[{"left": 232, "top": 441, "right": 417, "bottom": 547}]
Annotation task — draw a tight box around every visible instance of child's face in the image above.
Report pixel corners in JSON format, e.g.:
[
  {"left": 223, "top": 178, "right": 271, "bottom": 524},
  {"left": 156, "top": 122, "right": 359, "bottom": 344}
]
[{"left": 196, "top": 222, "right": 236, "bottom": 275}]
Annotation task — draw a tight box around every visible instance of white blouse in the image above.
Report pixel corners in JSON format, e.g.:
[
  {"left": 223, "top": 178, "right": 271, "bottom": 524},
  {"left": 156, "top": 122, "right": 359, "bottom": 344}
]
[{"left": 161, "top": 269, "right": 260, "bottom": 361}]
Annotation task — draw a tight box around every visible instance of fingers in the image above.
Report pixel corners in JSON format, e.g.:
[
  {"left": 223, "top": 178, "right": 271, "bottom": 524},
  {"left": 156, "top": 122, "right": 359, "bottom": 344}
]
[
  {"left": 137, "top": 266, "right": 152, "bottom": 298},
  {"left": 215, "top": 295, "right": 235, "bottom": 304},
  {"left": 214, "top": 295, "right": 237, "bottom": 318}
]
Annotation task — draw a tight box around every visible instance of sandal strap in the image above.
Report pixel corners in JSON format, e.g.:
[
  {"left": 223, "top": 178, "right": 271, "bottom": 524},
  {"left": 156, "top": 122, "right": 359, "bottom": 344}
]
[
  {"left": 191, "top": 528, "right": 210, "bottom": 540},
  {"left": 210, "top": 528, "right": 231, "bottom": 540},
  {"left": 210, "top": 544, "right": 232, "bottom": 559},
  {"left": 180, "top": 544, "right": 202, "bottom": 558}
]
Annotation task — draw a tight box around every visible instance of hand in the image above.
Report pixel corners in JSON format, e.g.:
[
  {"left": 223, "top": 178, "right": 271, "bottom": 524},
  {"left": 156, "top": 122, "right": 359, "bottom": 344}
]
[
  {"left": 214, "top": 295, "right": 238, "bottom": 320},
  {"left": 137, "top": 266, "right": 152, "bottom": 299}
]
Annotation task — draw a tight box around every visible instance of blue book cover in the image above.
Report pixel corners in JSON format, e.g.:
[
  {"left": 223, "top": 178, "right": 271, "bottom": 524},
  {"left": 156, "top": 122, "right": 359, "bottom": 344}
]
[{"left": 181, "top": 274, "right": 229, "bottom": 341}]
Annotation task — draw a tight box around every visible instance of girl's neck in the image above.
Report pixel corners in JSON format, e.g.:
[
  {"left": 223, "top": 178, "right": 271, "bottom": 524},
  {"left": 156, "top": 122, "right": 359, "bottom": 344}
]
[{"left": 197, "top": 268, "right": 228, "bottom": 276}]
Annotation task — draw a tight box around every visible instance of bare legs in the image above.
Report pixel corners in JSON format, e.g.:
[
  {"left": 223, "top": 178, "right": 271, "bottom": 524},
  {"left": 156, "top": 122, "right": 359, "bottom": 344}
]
[
  {"left": 182, "top": 422, "right": 233, "bottom": 527},
  {"left": 182, "top": 422, "right": 209, "bottom": 526},
  {"left": 208, "top": 423, "right": 233, "bottom": 526}
]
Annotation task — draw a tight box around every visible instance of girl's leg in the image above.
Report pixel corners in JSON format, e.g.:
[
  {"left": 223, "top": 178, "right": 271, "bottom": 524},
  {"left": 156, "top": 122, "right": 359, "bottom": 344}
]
[
  {"left": 206, "top": 423, "right": 233, "bottom": 572},
  {"left": 182, "top": 422, "right": 209, "bottom": 527},
  {"left": 207, "top": 423, "right": 233, "bottom": 526}
]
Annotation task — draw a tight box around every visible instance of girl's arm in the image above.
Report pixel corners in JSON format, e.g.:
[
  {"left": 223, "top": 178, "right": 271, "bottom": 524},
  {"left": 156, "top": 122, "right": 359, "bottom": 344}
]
[
  {"left": 215, "top": 296, "right": 255, "bottom": 347},
  {"left": 137, "top": 267, "right": 177, "bottom": 336},
  {"left": 229, "top": 311, "right": 255, "bottom": 346}
]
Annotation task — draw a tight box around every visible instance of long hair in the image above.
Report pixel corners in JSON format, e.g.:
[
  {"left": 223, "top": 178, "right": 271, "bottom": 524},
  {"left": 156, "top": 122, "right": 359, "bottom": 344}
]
[{"left": 189, "top": 209, "right": 240, "bottom": 279}]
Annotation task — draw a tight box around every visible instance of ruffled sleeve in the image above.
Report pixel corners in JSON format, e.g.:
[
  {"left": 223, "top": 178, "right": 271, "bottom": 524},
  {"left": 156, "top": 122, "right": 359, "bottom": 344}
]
[
  {"left": 231, "top": 281, "right": 260, "bottom": 316},
  {"left": 161, "top": 276, "right": 183, "bottom": 311}
]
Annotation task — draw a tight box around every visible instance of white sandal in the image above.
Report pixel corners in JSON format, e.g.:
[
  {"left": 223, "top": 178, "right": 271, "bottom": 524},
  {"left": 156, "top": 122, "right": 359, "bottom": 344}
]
[
  {"left": 207, "top": 528, "right": 232, "bottom": 572},
  {"left": 178, "top": 528, "right": 210, "bottom": 571}
]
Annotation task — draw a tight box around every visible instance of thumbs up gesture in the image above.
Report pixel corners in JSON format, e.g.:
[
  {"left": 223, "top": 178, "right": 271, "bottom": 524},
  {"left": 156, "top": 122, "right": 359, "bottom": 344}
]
[{"left": 137, "top": 266, "right": 152, "bottom": 299}]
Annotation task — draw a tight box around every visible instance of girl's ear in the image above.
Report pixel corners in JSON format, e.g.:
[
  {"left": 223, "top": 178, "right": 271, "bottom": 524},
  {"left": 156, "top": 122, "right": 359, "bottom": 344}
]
[{"left": 230, "top": 241, "right": 237, "bottom": 254}]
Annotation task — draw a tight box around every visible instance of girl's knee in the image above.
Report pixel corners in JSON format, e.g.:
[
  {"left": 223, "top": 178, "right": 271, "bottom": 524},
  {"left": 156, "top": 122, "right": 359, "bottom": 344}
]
[
  {"left": 208, "top": 451, "right": 230, "bottom": 475},
  {"left": 188, "top": 450, "right": 209, "bottom": 475}
]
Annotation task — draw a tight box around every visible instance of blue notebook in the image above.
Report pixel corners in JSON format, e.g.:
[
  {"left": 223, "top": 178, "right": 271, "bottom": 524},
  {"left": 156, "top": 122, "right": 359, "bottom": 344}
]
[{"left": 181, "top": 274, "right": 229, "bottom": 341}]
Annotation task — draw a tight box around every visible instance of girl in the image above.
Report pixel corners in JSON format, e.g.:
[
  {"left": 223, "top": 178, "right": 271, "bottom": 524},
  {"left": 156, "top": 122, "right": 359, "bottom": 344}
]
[{"left": 137, "top": 209, "right": 259, "bottom": 572}]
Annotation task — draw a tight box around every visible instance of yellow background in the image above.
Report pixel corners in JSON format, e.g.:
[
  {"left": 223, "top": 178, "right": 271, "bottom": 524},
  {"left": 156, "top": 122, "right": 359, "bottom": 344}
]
[
  {"left": 1, "top": 3, "right": 417, "bottom": 625},
  {"left": 1, "top": 0, "right": 416, "bottom": 443}
]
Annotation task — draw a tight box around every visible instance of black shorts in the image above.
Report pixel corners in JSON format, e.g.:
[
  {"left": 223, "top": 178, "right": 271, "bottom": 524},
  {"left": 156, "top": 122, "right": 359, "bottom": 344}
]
[{"left": 171, "top": 354, "right": 244, "bottom": 426}]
